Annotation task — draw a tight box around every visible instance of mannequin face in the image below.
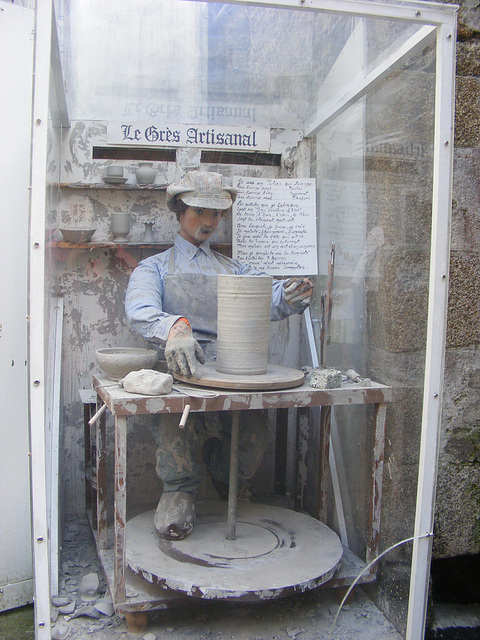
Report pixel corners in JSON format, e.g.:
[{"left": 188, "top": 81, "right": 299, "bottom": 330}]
[{"left": 178, "top": 206, "right": 222, "bottom": 246}]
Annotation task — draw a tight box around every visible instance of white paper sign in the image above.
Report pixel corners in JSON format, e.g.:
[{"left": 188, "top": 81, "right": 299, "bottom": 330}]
[
  {"left": 107, "top": 121, "right": 270, "bottom": 152},
  {"left": 233, "top": 177, "right": 318, "bottom": 276}
]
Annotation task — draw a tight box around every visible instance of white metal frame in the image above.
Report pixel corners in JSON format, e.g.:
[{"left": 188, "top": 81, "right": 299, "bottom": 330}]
[
  {"left": 187, "top": 0, "right": 456, "bottom": 24},
  {"left": 305, "top": 24, "right": 437, "bottom": 136},
  {"left": 406, "top": 17, "right": 457, "bottom": 639},
  {"left": 47, "top": 297, "right": 64, "bottom": 595},
  {"left": 30, "top": 1, "right": 457, "bottom": 638},
  {"left": 29, "top": 0, "right": 54, "bottom": 638}
]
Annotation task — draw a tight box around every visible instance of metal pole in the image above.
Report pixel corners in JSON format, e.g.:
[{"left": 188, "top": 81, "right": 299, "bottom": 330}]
[
  {"left": 29, "top": 0, "right": 53, "bottom": 637},
  {"left": 226, "top": 411, "right": 241, "bottom": 540}
]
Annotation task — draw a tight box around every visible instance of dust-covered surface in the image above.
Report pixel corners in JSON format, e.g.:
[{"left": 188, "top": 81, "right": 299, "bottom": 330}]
[{"left": 50, "top": 516, "right": 405, "bottom": 640}]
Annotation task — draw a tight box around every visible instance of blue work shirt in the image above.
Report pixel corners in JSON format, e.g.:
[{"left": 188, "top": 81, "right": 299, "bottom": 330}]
[{"left": 125, "top": 234, "right": 302, "bottom": 343}]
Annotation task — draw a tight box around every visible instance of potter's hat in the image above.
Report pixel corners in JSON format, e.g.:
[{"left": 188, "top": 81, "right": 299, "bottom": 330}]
[{"left": 166, "top": 171, "right": 237, "bottom": 213}]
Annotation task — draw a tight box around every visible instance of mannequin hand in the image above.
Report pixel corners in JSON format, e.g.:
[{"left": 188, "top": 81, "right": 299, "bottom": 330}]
[
  {"left": 165, "top": 319, "right": 205, "bottom": 377},
  {"left": 283, "top": 277, "right": 313, "bottom": 306}
]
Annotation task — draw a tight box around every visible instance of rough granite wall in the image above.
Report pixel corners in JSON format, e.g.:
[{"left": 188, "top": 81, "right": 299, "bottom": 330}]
[{"left": 431, "top": 0, "right": 480, "bottom": 559}]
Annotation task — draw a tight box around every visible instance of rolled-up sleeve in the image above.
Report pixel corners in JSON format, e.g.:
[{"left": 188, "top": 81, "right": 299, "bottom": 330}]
[{"left": 125, "top": 256, "right": 181, "bottom": 342}]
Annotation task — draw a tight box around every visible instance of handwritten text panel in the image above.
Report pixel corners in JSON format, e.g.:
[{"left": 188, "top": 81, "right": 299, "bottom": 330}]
[{"left": 233, "top": 178, "right": 318, "bottom": 276}]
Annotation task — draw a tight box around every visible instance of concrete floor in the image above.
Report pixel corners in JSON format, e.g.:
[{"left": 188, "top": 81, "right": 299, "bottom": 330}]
[{"left": 45, "top": 516, "right": 405, "bottom": 640}]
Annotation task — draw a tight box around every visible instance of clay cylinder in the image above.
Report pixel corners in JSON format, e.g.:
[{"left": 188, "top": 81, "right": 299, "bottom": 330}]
[{"left": 216, "top": 274, "right": 272, "bottom": 375}]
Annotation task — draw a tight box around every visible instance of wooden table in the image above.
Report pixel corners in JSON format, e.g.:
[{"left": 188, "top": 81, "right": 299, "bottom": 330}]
[{"left": 88, "top": 373, "right": 392, "bottom": 623}]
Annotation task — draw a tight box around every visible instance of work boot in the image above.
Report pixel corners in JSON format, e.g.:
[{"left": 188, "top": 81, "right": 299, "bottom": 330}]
[{"left": 154, "top": 491, "right": 196, "bottom": 540}]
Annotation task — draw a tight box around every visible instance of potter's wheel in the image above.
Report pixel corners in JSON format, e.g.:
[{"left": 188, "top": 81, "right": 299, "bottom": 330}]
[
  {"left": 174, "top": 362, "right": 304, "bottom": 390},
  {"left": 126, "top": 500, "right": 343, "bottom": 601}
]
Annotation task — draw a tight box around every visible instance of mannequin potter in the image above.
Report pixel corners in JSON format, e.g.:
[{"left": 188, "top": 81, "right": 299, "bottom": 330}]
[{"left": 125, "top": 170, "right": 313, "bottom": 540}]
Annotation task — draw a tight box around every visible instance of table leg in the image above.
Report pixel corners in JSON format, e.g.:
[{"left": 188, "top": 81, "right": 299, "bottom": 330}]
[
  {"left": 366, "top": 402, "right": 387, "bottom": 566},
  {"left": 295, "top": 407, "right": 310, "bottom": 511},
  {"left": 96, "top": 405, "right": 107, "bottom": 550},
  {"left": 84, "top": 403, "right": 93, "bottom": 513},
  {"left": 114, "top": 415, "right": 127, "bottom": 604},
  {"left": 318, "top": 406, "right": 332, "bottom": 523},
  {"left": 226, "top": 410, "right": 241, "bottom": 541}
]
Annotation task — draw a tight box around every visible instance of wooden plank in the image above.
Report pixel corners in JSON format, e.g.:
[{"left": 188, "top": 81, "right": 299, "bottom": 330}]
[
  {"left": 93, "top": 374, "right": 393, "bottom": 417},
  {"left": 366, "top": 403, "right": 388, "bottom": 566},
  {"left": 318, "top": 406, "right": 332, "bottom": 523},
  {"left": 59, "top": 182, "right": 168, "bottom": 189},
  {"left": 97, "top": 405, "right": 108, "bottom": 550},
  {"left": 83, "top": 403, "right": 93, "bottom": 512},
  {"left": 52, "top": 242, "right": 232, "bottom": 256},
  {"left": 295, "top": 408, "right": 310, "bottom": 511},
  {"left": 114, "top": 416, "right": 128, "bottom": 604}
]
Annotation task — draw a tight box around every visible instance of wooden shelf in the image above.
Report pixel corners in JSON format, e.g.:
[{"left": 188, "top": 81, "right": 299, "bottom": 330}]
[
  {"left": 59, "top": 182, "right": 168, "bottom": 190},
  {"left": 53, "top": 241, "right": 170, "bottom": 250},
  {"left": 52, "top": 241, "right": 232, "bottom": 254}
]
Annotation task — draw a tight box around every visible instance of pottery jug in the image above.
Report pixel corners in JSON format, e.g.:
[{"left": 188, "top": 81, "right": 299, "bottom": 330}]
[{"left": 135, "top": 162, "right": 156, "bottom": 185}]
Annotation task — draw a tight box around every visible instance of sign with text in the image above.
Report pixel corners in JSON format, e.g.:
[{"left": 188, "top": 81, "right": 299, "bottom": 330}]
[
  {"left": 233, "top": 177, "right": 318, "bottom": 276},
  {"left": 107, "top": 121, "right": 270, "bottom": 152}
]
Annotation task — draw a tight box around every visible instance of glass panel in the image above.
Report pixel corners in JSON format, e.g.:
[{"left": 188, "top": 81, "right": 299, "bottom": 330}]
[
  {"left": 62, "top": 0, "right": 430, "bottom": 130},
  {"left": 54, "top": 1, "right": 441, "bottom": 636},
  {"left": 313, "top": 39, "right": 436, "bottom": 631}
]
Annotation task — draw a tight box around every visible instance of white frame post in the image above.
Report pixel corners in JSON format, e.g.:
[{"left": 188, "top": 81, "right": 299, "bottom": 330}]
[
  {"left": 406, "top": 15, "right": 457, "bottom": 640},
  {"left": 29, "top": 0, "right": 53, "bottom": 638}
]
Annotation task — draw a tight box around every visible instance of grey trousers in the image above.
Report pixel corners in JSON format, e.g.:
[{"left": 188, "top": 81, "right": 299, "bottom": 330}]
[{"left": 153, "top": 410, "right": 269, "bottom": 494}]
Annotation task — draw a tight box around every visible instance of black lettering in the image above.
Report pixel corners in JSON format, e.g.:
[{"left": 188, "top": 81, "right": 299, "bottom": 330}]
[
  {"left": 186, "top": 127, "right": 198, "bottom": 144},
  {"left": 121, "top": 124, "right": 142, "bottom": 141},
  {"left": 145, "top": 126, "right": 159, "bottom": 142}
]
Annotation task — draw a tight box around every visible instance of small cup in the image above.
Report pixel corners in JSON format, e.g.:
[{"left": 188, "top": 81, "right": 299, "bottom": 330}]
[
  {"left": 111, "top": 212, "right": 130, "bottom": 242},
  {"left": 106, "top": 165, "right": 123, "bottom": 177}
]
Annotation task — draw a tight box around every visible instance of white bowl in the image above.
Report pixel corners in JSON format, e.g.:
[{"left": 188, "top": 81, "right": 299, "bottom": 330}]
[
  {"left": 60, "top": 228, "right": 96, "bottom": 243},
  {"left": 95, "top": 348, "right": 158, "bottom": 381}
]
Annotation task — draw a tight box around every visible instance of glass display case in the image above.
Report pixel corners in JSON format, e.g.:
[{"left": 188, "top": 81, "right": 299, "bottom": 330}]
[{"left": 27, "top": 1, "right": 457, "bottom": 638}]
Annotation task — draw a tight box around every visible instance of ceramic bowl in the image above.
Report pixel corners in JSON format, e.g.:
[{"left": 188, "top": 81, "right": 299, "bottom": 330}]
[
  {"left": 95, "top": 347, "right": 158, "bottom": 381},
  {"left": 60, "top": 228, "right": 96, "bottom": 243}
]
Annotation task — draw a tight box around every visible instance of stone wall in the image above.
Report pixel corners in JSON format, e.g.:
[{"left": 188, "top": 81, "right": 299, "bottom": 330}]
[{"left": 431, "top": 0, "right": 480, "bottom": 559}]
